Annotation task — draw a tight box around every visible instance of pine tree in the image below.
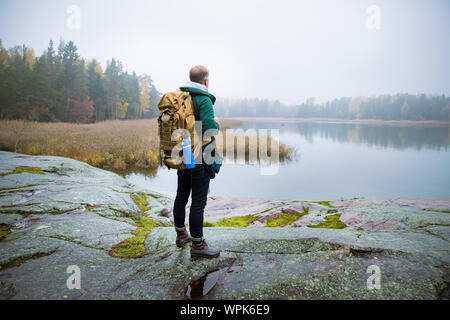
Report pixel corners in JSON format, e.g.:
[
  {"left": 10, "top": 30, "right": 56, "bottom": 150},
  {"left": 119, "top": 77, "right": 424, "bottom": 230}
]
[
  {"left": 87, "top": 59, "right": 106, "bottom": 121},
  {"left": 104, "top": 58, "right": 122, "bottom": 120}
]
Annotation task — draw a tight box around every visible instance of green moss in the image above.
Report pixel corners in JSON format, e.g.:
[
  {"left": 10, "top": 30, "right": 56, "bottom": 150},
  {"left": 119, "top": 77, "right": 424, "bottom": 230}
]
[
  {"left": 131, "top": 216, "right": 161, "bottom": 236},
  {"left": 307, "top": 214, "right": 347, "bottom": 229},
  {"left": 109, "top": 216, "right": 162, "bottom": 258},
  {"left": 204, "top": 215, "right": 259, "bottom": 227},
  {"left": 309, "top": 201, "right": 338, "bottom": 208},
  {"left": 110, "top": 237, "right": 147, "bottom": 258},
  {"left": 0, "top": 166, "right": 45, "bottom": 177},
  {"left": 265, "top": 214, "right": 299, "bottom": 227},
  {"left": 423, "top": 209, "right": 450, "bottom": 214},
  {"left": 0, "top": 224, "right": 10, "bottom": 240},
  {"left": 48, "top": 210, "right": 68, "bottom": 215},
  {"left": 86, "top": 205, "right": 100, "bottom": 212},
  {"left": 265, "top": 208, "right": 309, "bottom": 228},
  {"left": 0, "top": 184, "right": 40, "bottom": 191},
  {"left": 131, "top": 193, "right": 151, "bottom": 213}
]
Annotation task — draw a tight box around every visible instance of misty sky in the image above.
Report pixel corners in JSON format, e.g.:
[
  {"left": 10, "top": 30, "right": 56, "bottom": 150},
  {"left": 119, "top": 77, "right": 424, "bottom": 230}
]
[{"left": 0, "top": 0, "right": 449, "bottom": 104}]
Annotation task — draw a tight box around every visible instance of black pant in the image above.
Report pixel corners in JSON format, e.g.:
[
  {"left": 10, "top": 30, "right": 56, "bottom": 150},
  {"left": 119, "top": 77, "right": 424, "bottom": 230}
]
[{"left": 173, "top": 164, "right": 211, "bottom": 241}]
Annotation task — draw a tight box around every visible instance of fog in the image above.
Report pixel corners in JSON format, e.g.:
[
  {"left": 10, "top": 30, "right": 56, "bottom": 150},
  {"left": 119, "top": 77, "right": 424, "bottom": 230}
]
[{"left": 1, "top": 0, "right": 449, "bottom": 104}]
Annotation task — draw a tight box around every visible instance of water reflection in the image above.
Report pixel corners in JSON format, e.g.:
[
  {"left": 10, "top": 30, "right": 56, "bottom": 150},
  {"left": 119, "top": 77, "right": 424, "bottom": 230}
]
[
  {"left": 126, "top": 121, "right": 450, "bottom": 199},
  {"left": 242, "top": 121, "right": 449, "bottom": 151},
  {"left": 186, "top": 268, "right": 227, "bottom": 300}
]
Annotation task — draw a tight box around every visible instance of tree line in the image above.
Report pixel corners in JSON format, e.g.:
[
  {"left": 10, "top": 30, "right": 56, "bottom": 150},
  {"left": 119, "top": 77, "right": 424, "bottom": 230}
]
[
  {"left": 0, "top": 39, "right": 161, "bottom": 123},
  {"left": 1, "top": 38, "right": 449, "bottom": 123},
  {"left": 215, "top": 94, "right": 450, "bottom": 121}
]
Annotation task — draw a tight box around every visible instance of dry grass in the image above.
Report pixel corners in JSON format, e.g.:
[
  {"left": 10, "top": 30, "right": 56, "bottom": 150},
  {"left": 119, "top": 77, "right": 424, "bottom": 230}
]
[
  {"left": 0, "top": 119, "right": 160, "bottom": 174},
  {"left": 0, "top": 119, "right": 294, "bottom": 174},
  {"left": 217, "top": 131, "right": 295, "bottom": 163},
  {"left": 218, "top": 118, "right": 244, "bottom": 130}
]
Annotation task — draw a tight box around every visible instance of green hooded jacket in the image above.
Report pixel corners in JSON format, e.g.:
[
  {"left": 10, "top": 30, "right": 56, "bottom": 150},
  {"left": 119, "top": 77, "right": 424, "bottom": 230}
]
[{"left": 179, "top": 86, "right": 220, "bottom": 135}]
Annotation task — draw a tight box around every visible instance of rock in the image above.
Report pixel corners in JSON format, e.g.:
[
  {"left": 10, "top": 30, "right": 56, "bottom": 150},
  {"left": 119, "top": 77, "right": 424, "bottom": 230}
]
[
  {"left": 0, "top": 151, "right": 172, "bottom": 220},
  {"left": 158, "top": 208, "right": 171, "bottom": 217},
  {"left": 0, "top": 151, "right": 449, "bottom": 300},
  {"left": 291, "top": 206, "right": 329, "bottom": 227},
  {"left": 200, "top": 196, "right": 287, "bottom": 223},
  {"left": 281, "top": 208, "right": 300, "bottom": 215},
  {"left": 339, "top": 204, "right": 450, "bottom": 231}
]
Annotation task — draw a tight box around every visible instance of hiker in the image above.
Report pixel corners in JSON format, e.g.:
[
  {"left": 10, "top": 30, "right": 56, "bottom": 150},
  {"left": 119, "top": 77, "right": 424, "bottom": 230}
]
[{"left": 159, "top": 65, "right": 221, "bottom": 258}]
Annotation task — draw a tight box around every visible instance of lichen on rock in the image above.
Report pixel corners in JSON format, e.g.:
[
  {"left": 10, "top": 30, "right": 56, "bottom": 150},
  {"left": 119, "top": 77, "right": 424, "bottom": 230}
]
[{"left": 0, "top": 151, "right": 449, "bottom": 300}]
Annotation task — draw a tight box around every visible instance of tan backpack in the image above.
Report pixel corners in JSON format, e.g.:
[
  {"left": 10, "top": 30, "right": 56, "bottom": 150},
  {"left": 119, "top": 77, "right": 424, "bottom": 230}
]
[{"left": 158, "top": 91, "right": 210, "bottom": 170}]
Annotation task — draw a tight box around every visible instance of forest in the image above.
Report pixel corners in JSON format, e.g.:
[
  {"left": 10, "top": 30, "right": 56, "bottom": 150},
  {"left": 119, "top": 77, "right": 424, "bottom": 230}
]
[
  {"left": 214, "top": 95, "right": 450, "bottom": 121},
  {"left": 0, "top": 39, "right": 161, "bottom": 123},
  {"left": 1, "top": 39, "right": 449, "bottom": 123}
]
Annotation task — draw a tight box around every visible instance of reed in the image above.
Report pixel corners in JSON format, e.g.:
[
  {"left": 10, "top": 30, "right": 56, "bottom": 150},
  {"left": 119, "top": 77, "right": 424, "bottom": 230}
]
[{"left": 0, "top": 119, "right": 295, "bottom": 173}]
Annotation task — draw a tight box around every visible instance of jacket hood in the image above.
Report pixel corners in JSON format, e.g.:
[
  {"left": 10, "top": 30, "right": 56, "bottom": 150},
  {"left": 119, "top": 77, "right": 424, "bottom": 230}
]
[
  {"left": 183, "top": 81, "right": 209, "bottom": 92},
  {"left": 180, "top": 86, "right": 216, "bottom": 105}
]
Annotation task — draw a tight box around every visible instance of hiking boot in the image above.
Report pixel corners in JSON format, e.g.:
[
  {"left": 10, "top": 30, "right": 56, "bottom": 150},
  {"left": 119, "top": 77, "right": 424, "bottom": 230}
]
[
  {"left": 176, "top": 229, "right": 192, "bottom": 247},
  {"left": 191, "top": 240, "right": 220, "bottom": 258}
]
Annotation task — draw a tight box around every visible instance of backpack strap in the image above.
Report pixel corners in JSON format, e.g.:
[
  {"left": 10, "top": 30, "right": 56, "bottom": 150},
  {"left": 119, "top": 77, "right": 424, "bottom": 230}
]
[{"left": 188, "top": 93, "right": 200, "bottom": 120}]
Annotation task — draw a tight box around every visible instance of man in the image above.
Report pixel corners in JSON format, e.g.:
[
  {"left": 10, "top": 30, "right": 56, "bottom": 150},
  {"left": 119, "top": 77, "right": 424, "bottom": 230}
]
[{"left": 173, "top": 65, "right": 221, "bottom": 258}]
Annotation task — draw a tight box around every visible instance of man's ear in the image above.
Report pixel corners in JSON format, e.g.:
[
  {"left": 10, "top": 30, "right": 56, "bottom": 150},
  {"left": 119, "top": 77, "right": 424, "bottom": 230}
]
[{"left": 203, "top": 79, "right": 209, "bottom": 88}]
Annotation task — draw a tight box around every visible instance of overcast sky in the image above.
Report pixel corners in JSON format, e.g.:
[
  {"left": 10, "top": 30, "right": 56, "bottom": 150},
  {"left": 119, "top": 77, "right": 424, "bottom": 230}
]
[{"left": 0, "top": 0, "right": 449, "bottom": 104}]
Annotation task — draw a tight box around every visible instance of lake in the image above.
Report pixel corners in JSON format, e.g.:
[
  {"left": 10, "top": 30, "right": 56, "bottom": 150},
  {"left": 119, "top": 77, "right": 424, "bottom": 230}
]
[{"left": 126, "top": 120, "right": 450, "bottom": 200}]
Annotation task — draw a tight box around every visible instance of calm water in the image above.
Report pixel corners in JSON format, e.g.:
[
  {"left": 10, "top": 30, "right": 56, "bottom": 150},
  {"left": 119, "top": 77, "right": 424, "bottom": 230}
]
[{"left": 126, "top": 121, "right": 450, "bottom": 200}]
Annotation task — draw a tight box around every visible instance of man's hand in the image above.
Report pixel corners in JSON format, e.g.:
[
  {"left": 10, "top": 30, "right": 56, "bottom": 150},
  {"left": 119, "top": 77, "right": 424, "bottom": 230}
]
[{"left": 214, "top": 117, "right": 220, "bottom": 125}]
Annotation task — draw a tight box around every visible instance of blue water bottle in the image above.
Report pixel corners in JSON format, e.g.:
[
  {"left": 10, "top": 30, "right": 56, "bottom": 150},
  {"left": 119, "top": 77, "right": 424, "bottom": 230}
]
[{"left": 182, "top": 138, "right": 195, "bottom": 169}]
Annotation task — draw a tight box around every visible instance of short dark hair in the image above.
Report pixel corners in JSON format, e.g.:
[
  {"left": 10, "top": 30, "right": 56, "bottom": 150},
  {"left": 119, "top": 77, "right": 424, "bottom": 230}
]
[{"left": 190, "top": 65, "right": 209, "bottom": 84}]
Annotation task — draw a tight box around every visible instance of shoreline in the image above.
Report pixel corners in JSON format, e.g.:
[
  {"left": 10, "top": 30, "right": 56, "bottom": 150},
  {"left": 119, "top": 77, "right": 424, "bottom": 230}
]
[
  {"left": 226, "top": 117, "right": 450, "bottom": 126},
  {"left": 1, "top": 151, "right": 449, "bottom": 300}
]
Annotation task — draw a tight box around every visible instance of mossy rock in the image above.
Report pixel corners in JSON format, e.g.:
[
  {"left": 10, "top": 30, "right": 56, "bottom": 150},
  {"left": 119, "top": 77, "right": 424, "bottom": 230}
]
[
  {"left": 204, "top": 215, "right": 259, "bottom": 228},
  {"left": 309, "top": 201, "right": 338, "bottom": 208},
  {"left": 266, "top": 208, "right": 309, "bottom": 227},
  {"left": 0, "top": 184, "right": 40, "bottom": 191},
  {"left": 0, "top": 166, "right": 45, "bottom": 177},
  {"left": 109, "top": 216, "right": 163, "bottom": 258},
  {"left": 308, "top": 214, "right": 346, "bottom": 229},
  {"left": 85, "top": 205, "right": 101, "bottom": 212},
  {"left": 423, "top": 209, "right": 450, "bottom": 214},
  {"left": 109, "top": 236, "right": 147, "bottom": 259},
  {"left": 130, "top": 193, "right": 151, "bottom": 213},
  {"left": 0, "top": 224, "right": 11, "bottom": 240}
]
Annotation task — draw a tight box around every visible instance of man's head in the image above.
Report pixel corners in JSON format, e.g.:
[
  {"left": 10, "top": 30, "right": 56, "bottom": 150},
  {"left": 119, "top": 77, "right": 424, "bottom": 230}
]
[{"left": 190, "top": 65, "right": 209, "bottom": 88}]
